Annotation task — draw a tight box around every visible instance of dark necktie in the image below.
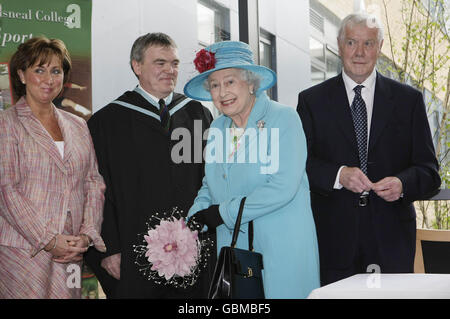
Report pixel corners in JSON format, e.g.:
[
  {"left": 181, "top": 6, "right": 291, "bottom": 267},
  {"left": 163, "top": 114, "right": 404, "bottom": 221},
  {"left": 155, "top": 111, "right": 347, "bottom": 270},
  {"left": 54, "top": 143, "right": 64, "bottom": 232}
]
[
  {"left": 158, "top": 99, "right": 170, "bottom": 133},
  {"left": 350, "top": 85, "right": 368, "bottom": 175}
]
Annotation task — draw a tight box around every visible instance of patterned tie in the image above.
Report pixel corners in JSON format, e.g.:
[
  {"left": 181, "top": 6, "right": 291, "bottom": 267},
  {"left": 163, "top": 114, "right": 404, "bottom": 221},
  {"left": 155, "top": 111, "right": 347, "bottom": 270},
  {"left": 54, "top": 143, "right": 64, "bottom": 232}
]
[
  {"left": 158, "top": 98, "right": 170, "bottom": 133},
  {"left": 350, "top": 85, "right": 368, "bottom": 175}
]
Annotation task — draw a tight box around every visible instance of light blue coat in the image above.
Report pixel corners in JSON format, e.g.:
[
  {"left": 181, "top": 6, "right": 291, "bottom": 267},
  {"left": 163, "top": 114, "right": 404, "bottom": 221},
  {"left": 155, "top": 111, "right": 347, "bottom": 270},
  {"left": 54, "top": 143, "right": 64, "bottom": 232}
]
[{"left": 188, "top": 94, "right": 320, "bottom": 298}]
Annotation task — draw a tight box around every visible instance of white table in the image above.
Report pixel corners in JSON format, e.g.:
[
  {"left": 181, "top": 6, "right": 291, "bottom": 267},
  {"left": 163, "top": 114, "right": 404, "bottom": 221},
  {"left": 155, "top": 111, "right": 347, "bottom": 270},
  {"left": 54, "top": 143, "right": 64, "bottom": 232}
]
[{"left": 307, "top": 274, "right": 450, "bottom": 299}]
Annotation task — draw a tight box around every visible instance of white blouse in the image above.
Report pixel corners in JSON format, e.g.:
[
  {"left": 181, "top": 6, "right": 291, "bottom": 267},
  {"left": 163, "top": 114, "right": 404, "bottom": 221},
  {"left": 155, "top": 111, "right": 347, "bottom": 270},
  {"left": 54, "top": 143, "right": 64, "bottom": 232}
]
[{"left": 54, "top": 141, "right": 64, "bottom": 158}]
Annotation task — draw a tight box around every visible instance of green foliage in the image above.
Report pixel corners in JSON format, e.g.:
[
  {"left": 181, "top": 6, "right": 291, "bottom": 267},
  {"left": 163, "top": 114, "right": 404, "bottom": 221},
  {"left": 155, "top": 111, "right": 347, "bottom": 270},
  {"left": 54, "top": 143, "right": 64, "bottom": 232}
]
[
  {"left": 432, "top": 162, "right": 450, "bottom": 229},
  {"left": 384, "top": 0, "right": 450, "bottom": 229}
]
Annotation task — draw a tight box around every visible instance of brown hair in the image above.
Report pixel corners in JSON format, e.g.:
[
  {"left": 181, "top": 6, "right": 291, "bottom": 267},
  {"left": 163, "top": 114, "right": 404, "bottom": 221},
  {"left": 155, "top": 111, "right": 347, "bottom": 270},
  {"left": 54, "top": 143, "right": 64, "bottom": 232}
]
[{"left": 9, "top": 36, "right": 72, "bottom": 101}]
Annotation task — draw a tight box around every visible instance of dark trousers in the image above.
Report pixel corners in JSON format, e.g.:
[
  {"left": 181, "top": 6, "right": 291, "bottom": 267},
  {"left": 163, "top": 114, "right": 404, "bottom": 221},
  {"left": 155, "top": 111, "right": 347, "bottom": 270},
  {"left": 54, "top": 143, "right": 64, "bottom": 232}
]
[{"left": 320, "top": 206, "right": 382, "bottom": 286}]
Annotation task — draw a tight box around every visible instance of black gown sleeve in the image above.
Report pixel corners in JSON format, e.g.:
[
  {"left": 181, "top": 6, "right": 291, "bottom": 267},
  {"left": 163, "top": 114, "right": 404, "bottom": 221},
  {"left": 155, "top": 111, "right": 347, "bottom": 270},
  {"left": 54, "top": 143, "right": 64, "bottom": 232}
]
[{"left": 84, "top": 111, "right": 120, "bottom": 298}]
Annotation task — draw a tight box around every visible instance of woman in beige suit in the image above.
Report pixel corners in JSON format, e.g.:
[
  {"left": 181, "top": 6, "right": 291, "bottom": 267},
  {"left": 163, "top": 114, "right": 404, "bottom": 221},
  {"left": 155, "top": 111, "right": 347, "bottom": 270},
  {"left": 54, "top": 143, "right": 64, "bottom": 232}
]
[{"left": 0, "top": 37, "right": 106, "bottom": 298}]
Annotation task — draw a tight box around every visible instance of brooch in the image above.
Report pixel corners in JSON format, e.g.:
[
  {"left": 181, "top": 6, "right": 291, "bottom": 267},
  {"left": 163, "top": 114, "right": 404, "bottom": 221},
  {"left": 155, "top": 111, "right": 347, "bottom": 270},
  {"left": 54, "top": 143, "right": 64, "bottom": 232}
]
[{"left": 257, "top": 120, "right": 265, "bottom": 131}]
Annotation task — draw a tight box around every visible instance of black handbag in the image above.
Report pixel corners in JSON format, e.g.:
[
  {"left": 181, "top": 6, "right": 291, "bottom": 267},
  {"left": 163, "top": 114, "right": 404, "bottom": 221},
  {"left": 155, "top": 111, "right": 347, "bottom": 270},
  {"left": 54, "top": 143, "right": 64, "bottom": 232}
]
[{"left": 208, "top": 197, "right": 265, "bottom": 299}]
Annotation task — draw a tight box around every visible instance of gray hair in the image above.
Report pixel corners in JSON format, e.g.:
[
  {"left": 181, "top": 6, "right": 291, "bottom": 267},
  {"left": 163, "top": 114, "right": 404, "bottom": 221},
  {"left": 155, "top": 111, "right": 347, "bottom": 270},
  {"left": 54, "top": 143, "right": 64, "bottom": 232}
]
[
  {"left": 130, "top": 32, "right": 177, "bottom": 77},
  {"left": 338, "top": 13, "right": 384, "bottom": 42},
  {"left": 204, "top": 68, "right": 261, "bottom": 93}
]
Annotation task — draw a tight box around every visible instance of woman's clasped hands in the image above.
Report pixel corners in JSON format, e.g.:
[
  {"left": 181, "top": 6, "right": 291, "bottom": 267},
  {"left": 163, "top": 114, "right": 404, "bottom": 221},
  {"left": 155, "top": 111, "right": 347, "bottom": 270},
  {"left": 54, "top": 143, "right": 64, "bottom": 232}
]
[{"left": 44, "top": 234, "right": 91, "bottom": 263}]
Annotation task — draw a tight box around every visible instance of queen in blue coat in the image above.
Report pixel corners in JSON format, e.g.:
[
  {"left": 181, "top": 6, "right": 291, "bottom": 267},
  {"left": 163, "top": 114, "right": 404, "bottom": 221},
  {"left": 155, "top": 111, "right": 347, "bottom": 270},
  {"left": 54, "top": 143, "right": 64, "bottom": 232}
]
[{"left": 184, "top": 41, "right": 320, "bottom": 299}]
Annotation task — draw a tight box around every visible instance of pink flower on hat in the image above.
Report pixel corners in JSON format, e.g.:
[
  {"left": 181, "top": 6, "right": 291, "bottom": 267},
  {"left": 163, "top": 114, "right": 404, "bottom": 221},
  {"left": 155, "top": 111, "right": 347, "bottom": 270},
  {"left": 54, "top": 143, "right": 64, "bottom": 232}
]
[
  {"left": 194, "top": 49, "right": 216, "bottom": 73},
  {"left": 144, "top": 217, "right": 199, "bottom": 280}
]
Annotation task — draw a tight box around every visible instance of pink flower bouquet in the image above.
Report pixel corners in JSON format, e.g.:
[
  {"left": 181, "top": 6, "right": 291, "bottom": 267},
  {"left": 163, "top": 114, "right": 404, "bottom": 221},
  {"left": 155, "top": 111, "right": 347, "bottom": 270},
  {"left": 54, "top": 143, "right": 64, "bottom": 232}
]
[
  {"left": 133, "top": 208, "right": 212, "bottom": 288},
  {"left": 144, "top": 217, "right": 198, "bottom": 280}
]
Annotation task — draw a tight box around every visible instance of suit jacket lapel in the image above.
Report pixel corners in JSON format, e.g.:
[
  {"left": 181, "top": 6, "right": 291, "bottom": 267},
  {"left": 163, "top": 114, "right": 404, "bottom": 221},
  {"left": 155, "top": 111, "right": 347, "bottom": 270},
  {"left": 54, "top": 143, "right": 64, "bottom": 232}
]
[
  {"left": 368, "top": 73, "right": 394, "bottom": 153},
  {"left": 329, "top": 75, "right": 359, "bottom": 156},
  {"left": 15, "top": 98, "right": 67, "bottom": 173}
]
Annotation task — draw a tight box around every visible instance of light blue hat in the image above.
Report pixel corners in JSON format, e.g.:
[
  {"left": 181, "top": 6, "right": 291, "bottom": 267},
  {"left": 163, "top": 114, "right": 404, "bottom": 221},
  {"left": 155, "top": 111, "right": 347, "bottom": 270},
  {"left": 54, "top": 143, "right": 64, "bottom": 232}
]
[{"left": 183, "top": 41, "right": 277, "bottom": 101}]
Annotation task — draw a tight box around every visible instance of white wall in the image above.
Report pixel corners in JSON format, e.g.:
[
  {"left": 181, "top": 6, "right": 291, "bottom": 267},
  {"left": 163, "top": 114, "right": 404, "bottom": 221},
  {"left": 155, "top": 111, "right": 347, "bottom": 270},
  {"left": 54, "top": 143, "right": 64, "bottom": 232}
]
[
  {"left": 92, "top": 0, "right": 140, "bottom": 112},
  {"left": 91, "top": 0, "right": 312, "bottom": 113},
  {"left": 92, "top": 0, "right": 201, "bottom": 112},
  {"left": 259, "top": 0, "right": 311, "bottom": 108}
]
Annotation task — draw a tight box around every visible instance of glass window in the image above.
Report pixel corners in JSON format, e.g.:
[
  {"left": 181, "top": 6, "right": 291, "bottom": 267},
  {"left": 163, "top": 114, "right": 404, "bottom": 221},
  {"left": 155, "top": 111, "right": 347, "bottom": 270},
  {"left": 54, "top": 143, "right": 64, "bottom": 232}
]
[
  {"left": 197, "top": 0, "right": 230, "bottom": 47},
  {"left": 260, "top": 30, "right": 277, "bottom": 101},
  {"left": 325, "top": 48, "right": 341, "bottom": 79},
  {"left": 310, "top": 37, "right": 325, "bottom": 64},
  {"left": 310, "top": 40, "right": 340, "bottom": 84},
  {"left": 311, "top": 65, "right": 325, "bottom": 87},
  {"left": 196, "top": 0, "right": 231, "bottom": 118},
  {"left": 198, "top": 3, "right": 216, "bottom": 45}
]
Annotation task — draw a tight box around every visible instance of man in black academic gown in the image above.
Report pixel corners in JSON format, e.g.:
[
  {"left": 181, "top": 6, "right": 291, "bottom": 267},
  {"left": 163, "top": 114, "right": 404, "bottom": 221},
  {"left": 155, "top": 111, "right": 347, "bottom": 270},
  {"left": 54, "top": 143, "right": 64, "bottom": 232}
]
[{"left": 84, "top": 33, "right": 214, "bottom": 298}]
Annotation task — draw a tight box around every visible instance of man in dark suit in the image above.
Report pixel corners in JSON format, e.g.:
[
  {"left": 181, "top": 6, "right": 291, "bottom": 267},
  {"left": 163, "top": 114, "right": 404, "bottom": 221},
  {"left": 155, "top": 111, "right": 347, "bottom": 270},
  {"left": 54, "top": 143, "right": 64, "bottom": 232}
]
[
  {"left": 84, "top": 33, "right": 214, "bottom": 298},
  {"left": 297, "top": 13, "right": 441, "bottom": 286}
]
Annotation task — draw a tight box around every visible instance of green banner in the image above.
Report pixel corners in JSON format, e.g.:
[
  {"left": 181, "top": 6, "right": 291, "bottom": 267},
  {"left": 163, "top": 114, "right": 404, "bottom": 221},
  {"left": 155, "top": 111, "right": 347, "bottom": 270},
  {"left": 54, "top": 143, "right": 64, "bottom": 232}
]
[{"left": 0, "top": 0, "right": 92, "bottom": 117}]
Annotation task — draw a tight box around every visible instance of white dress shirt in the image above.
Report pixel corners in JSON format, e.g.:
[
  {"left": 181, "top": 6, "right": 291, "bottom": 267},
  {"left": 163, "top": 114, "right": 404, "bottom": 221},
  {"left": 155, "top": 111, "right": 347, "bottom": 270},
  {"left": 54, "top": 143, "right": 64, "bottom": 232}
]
[
  {"left": 334, "top": 69, "right": 377, "bottom": 189},
  {"left": 137, "top": 84, "right": 173, "bottom": 106}
]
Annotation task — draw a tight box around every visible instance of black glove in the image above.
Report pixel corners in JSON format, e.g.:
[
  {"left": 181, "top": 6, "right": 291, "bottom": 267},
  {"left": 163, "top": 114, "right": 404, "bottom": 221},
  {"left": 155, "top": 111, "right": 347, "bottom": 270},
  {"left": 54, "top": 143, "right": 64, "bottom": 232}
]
[{"left": 190, "top": 205, "right": 223, "bottom": 230}]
